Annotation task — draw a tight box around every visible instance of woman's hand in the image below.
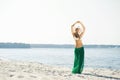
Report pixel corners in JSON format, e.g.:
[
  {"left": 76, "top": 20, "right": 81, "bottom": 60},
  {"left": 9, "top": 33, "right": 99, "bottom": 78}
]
[
  {"left": 76, "top": 21, "right": 80, "bottom": 23},
  {"left": 72, "top": 21, "right": 81, "bottom": 26}
]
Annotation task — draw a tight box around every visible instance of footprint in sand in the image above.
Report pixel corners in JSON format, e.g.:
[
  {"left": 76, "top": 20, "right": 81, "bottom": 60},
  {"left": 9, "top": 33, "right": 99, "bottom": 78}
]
[
  {"left": 9, "top": 70, "right": 16, "bottom": 72},
  {"left": 30, "top": 75, "right": 37, "bottom": 78},
  {"left": 18, "top": 75, "right": 24, "bottom": 78},
  {"left": 9, "top": 74, "right": 14, "bottom": 77}
]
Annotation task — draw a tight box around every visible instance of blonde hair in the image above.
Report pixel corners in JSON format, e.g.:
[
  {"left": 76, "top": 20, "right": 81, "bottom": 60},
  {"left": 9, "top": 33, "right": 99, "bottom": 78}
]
[{"left": 74, "top": 28, "right": 80, "bottom": 38}]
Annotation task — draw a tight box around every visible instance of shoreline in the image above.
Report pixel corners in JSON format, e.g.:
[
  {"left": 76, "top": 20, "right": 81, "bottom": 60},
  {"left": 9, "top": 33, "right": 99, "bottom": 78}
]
[{"left": 0, "top": 59, "right": 120, "bottom": 80}]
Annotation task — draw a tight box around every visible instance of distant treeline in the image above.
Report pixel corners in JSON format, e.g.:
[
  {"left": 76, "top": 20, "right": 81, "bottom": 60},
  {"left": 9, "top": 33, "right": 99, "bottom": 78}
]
[
  {"left": 0, "top": 43, "right": 120, "bottom": 48},
  {"left": 0, "top": 43, "right": 30, "bottom": 48},
  {"left": 30, "top": 44, "right": 120, "bottom": 48},
  {"left": 84, "top": 45, "right": 120, "bottom": 48}
]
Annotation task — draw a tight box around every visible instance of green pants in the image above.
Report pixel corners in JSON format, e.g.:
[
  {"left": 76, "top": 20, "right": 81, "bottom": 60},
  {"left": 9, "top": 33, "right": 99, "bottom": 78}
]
[{"left": 72, "top": 47, "right": 84, "bottom": 74}]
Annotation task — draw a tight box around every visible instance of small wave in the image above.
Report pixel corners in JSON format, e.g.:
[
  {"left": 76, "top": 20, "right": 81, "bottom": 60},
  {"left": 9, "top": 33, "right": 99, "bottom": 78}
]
[{"left": 0, "top": 57, "right": 10, "bottom": 61}]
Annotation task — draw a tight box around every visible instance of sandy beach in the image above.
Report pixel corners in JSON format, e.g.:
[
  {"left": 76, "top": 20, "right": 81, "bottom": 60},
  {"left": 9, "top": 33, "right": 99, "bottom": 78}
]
[{"left": 0, "top": 59, "right": 120, "bottom": 80}]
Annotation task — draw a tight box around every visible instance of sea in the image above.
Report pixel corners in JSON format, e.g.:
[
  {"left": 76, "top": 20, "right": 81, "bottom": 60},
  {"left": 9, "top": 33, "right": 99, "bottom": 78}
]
[{"left": 0, "top": 47, "right": 120, "bottom": 69}]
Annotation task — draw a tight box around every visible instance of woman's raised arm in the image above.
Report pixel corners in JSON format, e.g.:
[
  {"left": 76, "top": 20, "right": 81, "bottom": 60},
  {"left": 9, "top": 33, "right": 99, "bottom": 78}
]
[
  {"left": 79, "top": 21, "right": 86, "bottom": 38},
  {"left": 71, "top": 21, "right": 77, "bottom": 35},
  {"left": 71, "top": 24, "right": 74, "bottom": 35}
]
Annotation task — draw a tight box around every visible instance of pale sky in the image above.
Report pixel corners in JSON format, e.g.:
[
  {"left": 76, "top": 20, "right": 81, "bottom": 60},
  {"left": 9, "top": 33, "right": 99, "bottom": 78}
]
[{"left": 0, "top": 0, "right": 120, "bottom": 45}]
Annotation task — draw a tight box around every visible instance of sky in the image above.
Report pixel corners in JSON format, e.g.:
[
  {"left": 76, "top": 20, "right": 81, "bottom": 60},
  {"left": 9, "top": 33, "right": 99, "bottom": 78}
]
[{"left": 0, "top": 0, "right": 120, "bottom": 45}]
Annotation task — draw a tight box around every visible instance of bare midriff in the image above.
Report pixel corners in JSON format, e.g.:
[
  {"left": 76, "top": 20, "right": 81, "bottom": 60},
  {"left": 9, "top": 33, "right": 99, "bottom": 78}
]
[{"left": 75, "top": 39, "right": 83, "bottom": 48}]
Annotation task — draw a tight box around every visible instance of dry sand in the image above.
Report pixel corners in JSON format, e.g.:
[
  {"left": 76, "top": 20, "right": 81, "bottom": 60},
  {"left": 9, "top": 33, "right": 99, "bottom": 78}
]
[{"left": 0, "top": 59, "right": 120, "bottom": 80}]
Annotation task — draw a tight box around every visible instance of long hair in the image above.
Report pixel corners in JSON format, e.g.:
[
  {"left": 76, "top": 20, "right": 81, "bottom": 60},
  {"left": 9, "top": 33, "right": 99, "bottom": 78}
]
[{"left": 74, "top": 28, "right": 80, "bottom": 38}]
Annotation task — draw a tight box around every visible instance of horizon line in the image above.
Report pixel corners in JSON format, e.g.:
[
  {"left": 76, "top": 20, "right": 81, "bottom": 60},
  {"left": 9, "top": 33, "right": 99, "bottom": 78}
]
[{"left": 0, "top": 42, "right": 120, "bottom": 45}]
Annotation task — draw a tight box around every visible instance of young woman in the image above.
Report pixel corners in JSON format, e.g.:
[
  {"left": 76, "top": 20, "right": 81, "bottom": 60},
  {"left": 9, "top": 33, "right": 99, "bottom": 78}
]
[{"left": 71, "top": 21, "right": 85, "bottom": 74}]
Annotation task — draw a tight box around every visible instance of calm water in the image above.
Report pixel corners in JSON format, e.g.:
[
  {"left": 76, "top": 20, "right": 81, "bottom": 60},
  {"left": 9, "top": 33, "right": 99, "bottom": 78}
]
[{"left": 0, "top": 48, "right": 120, "bottom": 69}]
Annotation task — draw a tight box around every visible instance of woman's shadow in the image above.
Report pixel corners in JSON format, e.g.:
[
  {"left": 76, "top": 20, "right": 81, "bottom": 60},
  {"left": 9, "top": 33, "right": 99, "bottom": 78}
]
[{"left": 83, "top": 73, "right": 120, "bottom": 80}]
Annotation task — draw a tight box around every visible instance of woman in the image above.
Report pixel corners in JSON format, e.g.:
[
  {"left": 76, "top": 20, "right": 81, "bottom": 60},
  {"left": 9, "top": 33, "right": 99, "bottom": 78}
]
[{"left": 71, "top": 21, "right": 85, "bottom": 74}]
